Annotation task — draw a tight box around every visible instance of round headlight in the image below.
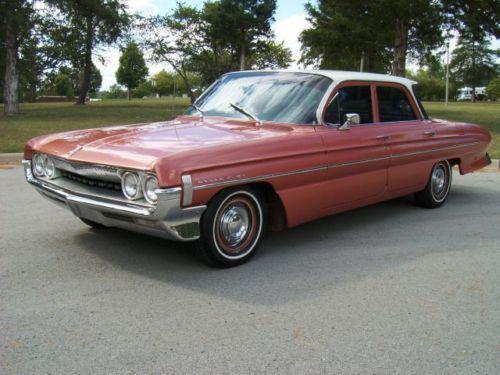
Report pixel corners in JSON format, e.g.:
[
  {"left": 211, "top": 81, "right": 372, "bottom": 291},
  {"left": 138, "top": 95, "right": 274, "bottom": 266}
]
[
  {"left": 144, "top": 175, "right": 159, "bottom": 204},
  {"left": 121, "top": 172, "right": 142, "bottom": 200},
  {"left": 43, "top": 157, "right": 56, "bottom": 179},
  {"left": 33, "top": 154, "right": 46, "bottom": 177}
]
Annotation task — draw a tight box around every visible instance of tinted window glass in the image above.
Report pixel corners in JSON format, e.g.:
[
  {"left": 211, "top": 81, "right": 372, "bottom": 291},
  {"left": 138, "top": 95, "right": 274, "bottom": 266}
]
[
  {"left": 184, "top": 72, "right": 332, "bottom": 125},
  {"left": 377, "top": 86, "right": 417, "bottom": 122},
  {"left": 324, "top": 86, "right": 373, "bottom": 125}
]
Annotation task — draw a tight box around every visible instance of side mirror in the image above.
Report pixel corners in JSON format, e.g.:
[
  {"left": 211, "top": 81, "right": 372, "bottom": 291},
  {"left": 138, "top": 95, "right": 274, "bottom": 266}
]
[{"left": 338, "top": 113, "right": 360, "bottom": 131}]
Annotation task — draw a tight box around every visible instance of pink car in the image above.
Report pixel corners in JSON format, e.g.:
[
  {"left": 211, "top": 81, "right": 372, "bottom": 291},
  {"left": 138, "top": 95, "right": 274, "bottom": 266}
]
[{"left": 23, "top": 70, "right": 492, "bottom": 267}]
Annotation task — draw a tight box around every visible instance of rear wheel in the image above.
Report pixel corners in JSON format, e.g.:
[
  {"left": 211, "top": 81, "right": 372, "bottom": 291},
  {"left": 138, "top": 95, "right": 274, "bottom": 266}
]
[
  {"left": 193, "top": 187, "right": 267, "bottom": 267},
  {"left": 415, "top": 160, "right": 452, "bottom": 208}
]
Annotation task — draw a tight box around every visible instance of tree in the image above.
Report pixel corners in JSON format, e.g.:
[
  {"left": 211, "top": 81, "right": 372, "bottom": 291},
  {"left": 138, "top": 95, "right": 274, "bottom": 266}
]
[
  {"left": 444, "top": 0, "right": 500, "bottom": 101},
  {"left": 46, "top": 0, "right": 129, "bottom": 105},
  {"left": 152, "top": 70, "right": 175, "bottom": 97},
  {"left": 486, "top": 77, "right": 500, "bottom": 100},
  {"left": 203, "top": 0, "right": 277, "bottom": 71},
  {"left": 116, "top": 42, "right": 148, "bottom": 99},
  {"left": 53, "top": 72, "right": 74, "bottom": 98},
  {"left": 100, "top": 83, "right": 126, "bottom": 99},
  {"left": 450, "top": 35, "right": 498, "bottom": 101},
  {"left": 1, "top": 0, "right": 35, "bottom": 115},
  {"left": 248, "top": 41, "right": 293, "bottom": 70},
  {"left": 133, "top": 79, "right": 153, "bottom": 98},
  {"left": 300, "top": 0, "right": 444, "bottom": 76},
  {"left": 143, "top": 4, "right": 205, "bottom": 103}
]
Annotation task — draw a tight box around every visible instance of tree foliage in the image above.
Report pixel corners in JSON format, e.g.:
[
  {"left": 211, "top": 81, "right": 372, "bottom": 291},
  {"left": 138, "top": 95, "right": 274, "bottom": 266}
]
[
  {"left": 300, "top": 0, "right": 444, "bottom": 76},
  {"left": 450, "top": 34, "right": 498, "bottom": 93},
  {"left": 116, "top": 42, "right": 148, "bottom": 99},
  {"left": 45, "top": 0, "right": 129, "bottom": 104},
  {"left": 142, "top": 1, "right": 291, "bottom": 102},
  {"left": 203, "top": 0, "right": 277, "bottom": 70},
  {"left": 486, "top": 77, "right": 500, "bottom": 100}
]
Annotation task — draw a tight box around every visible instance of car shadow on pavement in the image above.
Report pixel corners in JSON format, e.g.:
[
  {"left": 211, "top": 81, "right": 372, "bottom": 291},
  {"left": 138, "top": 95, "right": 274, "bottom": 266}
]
[
  {"left": 73, "top": 179, "right": 498, "bottom": 306},
  {"left": 73, "top": 193, "right": 450, "bottom": 305}
]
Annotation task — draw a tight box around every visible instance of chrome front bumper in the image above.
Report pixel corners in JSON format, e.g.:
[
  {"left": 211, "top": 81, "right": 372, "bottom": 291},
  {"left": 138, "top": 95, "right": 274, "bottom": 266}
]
[{"left": 23, "top": 160, "right": 206, "bottom": 241}]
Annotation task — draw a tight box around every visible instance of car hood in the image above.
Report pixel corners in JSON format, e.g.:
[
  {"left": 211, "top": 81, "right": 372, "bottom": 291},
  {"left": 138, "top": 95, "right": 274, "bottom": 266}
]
[{"left": 25, "top": 115, "right": 314, "bottom": 186}]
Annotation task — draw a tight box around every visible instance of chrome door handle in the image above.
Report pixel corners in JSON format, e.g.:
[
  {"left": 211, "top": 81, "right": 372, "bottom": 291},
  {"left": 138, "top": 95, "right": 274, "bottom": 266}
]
[
  {"left": 423, "top": 131, "right": 436, "bottom": 136},
  {"left": 376, "top": 135, "right": 390, "bottom": 141}
]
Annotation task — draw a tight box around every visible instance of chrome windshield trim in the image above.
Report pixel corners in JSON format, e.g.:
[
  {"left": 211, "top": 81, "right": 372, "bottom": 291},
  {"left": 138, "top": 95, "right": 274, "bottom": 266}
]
[{"left": 192, "top": 142, "right": 480, "bottom": 191}]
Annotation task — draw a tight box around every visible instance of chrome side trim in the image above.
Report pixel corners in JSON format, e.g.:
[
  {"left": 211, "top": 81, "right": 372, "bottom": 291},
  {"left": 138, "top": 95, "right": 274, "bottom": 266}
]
[
  {"left": 192, "top": 141, "right": 480, "bottom": 191},
  {"left": 182, "top": 175, "right": 193, "bottom": 206},
  {"left": 193, "top": 165, "right": 328, "bottom": 191}
]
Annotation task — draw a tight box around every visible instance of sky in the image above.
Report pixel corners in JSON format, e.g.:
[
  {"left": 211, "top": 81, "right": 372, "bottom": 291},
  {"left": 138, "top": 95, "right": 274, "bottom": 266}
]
[{"left": 96, "top": 0, "right": 310, "bottom": 90}]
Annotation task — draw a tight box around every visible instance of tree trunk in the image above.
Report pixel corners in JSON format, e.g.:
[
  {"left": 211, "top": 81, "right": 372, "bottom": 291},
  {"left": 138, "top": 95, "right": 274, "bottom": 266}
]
[
  {"left": 239, "top": 32, "right": 246, "bottom": 71},
  {"left": 240, "top": 46, "right": 246, "bottom": 71},
  {"left": 3, "top": 2, "right": 19, "bottom": 116},
  {"left": 181, "top": 75, "right": 196, "bottom": 104},
  {"left": 76, "top": 16, "right": 94, "bottom": 105},
  {"left": 127, "top": 88, "right": 130, "bottom": 100},
  {"left": 392, "top": 19, "right": 409, "bottom": 77},
  {"left": 471, "top": 40, "right": 477, "bottom": 103}
]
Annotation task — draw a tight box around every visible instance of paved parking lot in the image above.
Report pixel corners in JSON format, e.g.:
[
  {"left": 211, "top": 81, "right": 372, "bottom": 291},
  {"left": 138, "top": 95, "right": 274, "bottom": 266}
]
[{"left": 1, "top": 166, "right": 499, "bottom": 374}]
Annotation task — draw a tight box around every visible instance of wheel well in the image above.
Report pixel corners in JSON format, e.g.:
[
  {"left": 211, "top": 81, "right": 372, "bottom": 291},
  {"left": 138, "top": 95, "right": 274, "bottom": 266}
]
[
  {"left": 448, "top": 158, "right": 461, "bottom": 173},
  {"left": 220, "top": 182, "right": 287, "bottom": 231}
]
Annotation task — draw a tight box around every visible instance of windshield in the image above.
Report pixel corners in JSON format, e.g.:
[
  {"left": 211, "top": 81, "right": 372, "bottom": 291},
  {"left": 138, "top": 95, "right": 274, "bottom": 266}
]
[{"left": 185, "top": 72, "right": 332, "bottom": 125}]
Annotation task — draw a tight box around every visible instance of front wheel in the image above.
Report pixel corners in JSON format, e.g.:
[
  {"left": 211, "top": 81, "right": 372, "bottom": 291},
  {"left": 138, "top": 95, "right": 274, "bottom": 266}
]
[
  {"left": 415, "top": 160, "right": 452, "bottom": 208},
  {"left": 193, "top": 187, "right": 267, "bottom": 267}
]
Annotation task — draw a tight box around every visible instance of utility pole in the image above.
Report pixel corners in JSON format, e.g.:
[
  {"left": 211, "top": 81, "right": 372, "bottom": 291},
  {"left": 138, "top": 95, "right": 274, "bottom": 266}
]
[
  {"left": 360, "top": 51, "right": 364, "bottom": 72},
  {"left": 172, "top": 73, "right": 176, "bottom": 119},
  {"left": 445, "top": 42, "right": 450, "bottom": 106}
]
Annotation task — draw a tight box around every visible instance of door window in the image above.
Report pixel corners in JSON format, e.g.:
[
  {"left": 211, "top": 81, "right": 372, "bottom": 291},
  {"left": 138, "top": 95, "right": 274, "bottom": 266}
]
[
  {"left": 324, "top": 85, "right": 373, "bottom": 125},
  {"left": 377, "top": 86, "right": 417, "bottom": 122}
]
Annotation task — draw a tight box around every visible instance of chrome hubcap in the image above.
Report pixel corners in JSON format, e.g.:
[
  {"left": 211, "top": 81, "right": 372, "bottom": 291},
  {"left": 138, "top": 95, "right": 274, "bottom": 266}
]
[
  {"left": 219, "top": 204, "right": 250, "bottom": 247},
  {"left": 432, "top": 166, "right": 446, "bottom": 197}
]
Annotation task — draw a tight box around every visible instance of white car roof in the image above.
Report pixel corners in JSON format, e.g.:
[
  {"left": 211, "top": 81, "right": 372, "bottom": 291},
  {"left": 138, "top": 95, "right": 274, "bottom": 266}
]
[{"left": 242, "top": 69, "right": 418, "bottom": 90}]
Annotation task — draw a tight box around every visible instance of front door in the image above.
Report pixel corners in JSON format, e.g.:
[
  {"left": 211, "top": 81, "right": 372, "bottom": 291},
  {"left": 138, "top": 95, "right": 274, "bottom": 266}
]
[{"left": 316, "top": 83, "right": 390, "bottom": 209}]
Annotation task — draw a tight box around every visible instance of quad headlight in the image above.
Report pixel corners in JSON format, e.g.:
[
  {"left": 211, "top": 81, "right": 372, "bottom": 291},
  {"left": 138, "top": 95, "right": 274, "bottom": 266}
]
[
  {"left": 32, "top": 154, "right": 57, "bottom": 179},
  {"left": 143, "top": 175, "right": 159, "bottom": 204},
  {"left": 43, "top": 157, "right": 56, "bottom": 179},
  {"left": 121, "top": 172, "right": 143, "bottom": 200},
  {"left": 32, "top": 154, "right": 46, "bottom": 177}
]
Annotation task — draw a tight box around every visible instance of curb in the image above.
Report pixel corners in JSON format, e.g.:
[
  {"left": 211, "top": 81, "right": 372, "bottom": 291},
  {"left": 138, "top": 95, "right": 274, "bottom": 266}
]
[
  {"left": 0, "top": 153, "right": 23, "bottom": 164},
  {"left": 0, "top": 152, "right": 499, "bottom": 170}
]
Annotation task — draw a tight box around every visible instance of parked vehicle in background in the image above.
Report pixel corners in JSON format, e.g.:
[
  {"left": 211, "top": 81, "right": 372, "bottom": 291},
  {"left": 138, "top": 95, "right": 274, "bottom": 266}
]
[
  {"left": 23, "top": 70, "right": 492, "bottom": 267},
  {"left": 457, "top": 87, "right": 487, "bottom": 101}
]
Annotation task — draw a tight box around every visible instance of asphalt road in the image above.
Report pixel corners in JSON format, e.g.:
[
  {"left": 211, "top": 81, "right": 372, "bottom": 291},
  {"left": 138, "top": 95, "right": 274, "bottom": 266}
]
[{"left": 1, "top": 166, "right": 499, "bottom": 375}]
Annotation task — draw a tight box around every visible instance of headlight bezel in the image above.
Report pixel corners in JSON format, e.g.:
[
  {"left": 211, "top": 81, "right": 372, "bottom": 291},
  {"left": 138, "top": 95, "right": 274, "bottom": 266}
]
[
  {"left": 42, "top": 156, "right": 56, "bottom": 179},
  {"left": 143, "top": 175, "right": 159, "bottom": 204},
  {"left": 121, "top": 171, "right": 143, "bottom": 200},
  {"left": 32, "top": 153, "right": 47, "bottom": 177}
]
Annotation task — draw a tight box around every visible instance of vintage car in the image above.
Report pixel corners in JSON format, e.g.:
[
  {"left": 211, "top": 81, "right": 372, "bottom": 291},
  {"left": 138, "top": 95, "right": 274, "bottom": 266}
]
[{"left": 23, "top": 70, "right": 492, "bottom": 267}]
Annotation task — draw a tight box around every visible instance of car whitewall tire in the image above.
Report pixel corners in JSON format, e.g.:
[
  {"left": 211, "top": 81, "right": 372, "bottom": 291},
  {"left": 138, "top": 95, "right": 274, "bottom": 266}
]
[
  {"left": 415, "top": 160, "right": 452, "bottom": 208},
  {"left": 193, "top": 187, "right": 267, "bottom": 267}
]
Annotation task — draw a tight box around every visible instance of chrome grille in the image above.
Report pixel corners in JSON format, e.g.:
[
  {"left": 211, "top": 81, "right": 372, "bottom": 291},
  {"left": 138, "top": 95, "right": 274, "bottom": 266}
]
[
  {"left": 60, "top": 170, "right": 122, "bottom": 191},
  {"left": 54, "top": 158, "right": 120, "bottom": 183}
]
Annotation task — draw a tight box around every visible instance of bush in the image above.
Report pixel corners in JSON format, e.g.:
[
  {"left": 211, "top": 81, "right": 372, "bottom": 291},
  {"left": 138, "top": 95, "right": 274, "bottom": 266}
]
[{"left": 486, "top": 77, "right": 500, "bottom": 100}]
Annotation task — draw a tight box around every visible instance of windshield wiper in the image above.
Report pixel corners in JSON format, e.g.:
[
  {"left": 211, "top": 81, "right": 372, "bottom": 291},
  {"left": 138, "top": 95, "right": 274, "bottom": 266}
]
[
  {"left": 230, "top": 103, "right": 262, "bottom": 126},
  {"left": 189, "top": 104, "right": 205, "bottom": 121}
]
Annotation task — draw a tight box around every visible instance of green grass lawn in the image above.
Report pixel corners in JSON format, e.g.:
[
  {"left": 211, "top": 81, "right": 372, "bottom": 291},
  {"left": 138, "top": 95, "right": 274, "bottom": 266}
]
[
  {"left": 424, "top": 101, "right": 500, "bottom": 158},
  {"left": 0, "top": 98, "right": 190, "bottom": 153},
  {"left": 1, "top": 99, "right": 499, "bottom": 158}
]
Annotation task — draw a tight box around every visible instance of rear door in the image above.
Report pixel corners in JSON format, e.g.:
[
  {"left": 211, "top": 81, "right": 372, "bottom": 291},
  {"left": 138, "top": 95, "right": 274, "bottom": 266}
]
[{"left": 373, "top": 84, "right": 434, "bottom": 192}]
